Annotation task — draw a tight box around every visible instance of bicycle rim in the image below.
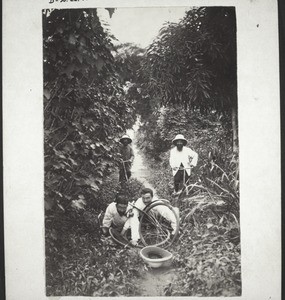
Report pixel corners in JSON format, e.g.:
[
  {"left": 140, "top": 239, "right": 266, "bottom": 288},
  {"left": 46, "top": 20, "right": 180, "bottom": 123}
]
[{"left": 139, "top": 201, "right": 179, "bottom": 248}]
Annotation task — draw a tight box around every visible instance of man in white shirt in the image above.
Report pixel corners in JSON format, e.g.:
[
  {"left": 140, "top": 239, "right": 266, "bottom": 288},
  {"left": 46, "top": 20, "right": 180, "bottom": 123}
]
[
  {"left": 102, "top": 194, "right": 134, "bottom": 239},
  {"left": 130, "top": 188, "right": 178, "bottom": 246},
  {"left": 169, "top": 134, "right": 198, "bottom": 193}
]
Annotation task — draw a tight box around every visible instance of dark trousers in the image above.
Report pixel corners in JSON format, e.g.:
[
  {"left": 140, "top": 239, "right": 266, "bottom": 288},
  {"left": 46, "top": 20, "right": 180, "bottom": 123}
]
[
  {"left": 174, "top": 169, "right": 190, "bottom": 192},
  {"left": 119, "top": 165, "right": 131, "bottom": 182}
]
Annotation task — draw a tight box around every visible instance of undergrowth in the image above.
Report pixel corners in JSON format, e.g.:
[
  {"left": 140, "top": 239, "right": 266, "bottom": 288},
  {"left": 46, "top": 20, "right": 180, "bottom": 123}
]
[
  {"left": 145, "top": 155, "right": 241, "bottom": 296},
  {"left": 46, "top": 157, "right": 241, "bottom": 296},
  {"left": 168, "top": 194, "right": 241, "bottom": 296},
  {"left": 45, "top": 174, "right": 145, "bottom": 296},
  {"left": 46, "top": 223, "right": 143, "bottom": 296}
]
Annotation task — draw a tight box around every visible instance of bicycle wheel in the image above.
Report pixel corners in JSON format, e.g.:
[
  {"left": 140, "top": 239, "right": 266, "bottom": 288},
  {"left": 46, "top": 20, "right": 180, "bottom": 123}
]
[
  {"left": 139, "top": 200, "right": 179, "bottom": 248},
  {"left": 109, "top": 228, "right": 129, "bottom": 247}
]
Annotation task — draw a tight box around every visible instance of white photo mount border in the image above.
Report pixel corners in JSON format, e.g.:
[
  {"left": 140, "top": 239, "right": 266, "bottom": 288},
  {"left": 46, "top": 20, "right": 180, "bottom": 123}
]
[{"left": 3, "top": 0, "right": 281, "bottom": 299}]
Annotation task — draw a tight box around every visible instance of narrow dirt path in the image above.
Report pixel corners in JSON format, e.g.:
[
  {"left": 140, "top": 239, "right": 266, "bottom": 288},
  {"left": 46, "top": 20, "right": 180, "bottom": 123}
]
[
  {"left": 138, "top": 267, "right": 177, "bottom": 296},
  {"left": 127, "top": 122, "right": 157, "bottom": 195},
  {"left": 126, "top": 121, "right": 177, "bottom": 296}
]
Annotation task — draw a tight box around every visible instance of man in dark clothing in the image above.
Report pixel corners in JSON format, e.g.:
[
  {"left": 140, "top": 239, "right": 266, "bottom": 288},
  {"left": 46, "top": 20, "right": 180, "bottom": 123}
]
[{"left": 118, "top": 134, "right": 134, "bottom": 183}]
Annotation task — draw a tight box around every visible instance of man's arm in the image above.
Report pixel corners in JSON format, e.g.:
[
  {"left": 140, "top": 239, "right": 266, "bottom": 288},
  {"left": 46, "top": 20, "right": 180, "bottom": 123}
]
[
  {"left": 120, "top": 204, "right": 134, "bottom": 234},
  {"left": 169, "top": 148, "right": 178, "bottom": 170},
  {"left": 189, "top": 148, "right": 198, "bottom": 167},
  {"left": 102, "top": 204, "right": 113, "bottom": 234},
  {"left": 154, "top": 204, "right": 178, "bottom": 234},
  {"left": 128, "top": 199, "right": 143, "bottom": 243},
  {"left": 129, "top": 147, "right": 134, "bottom": 163}
]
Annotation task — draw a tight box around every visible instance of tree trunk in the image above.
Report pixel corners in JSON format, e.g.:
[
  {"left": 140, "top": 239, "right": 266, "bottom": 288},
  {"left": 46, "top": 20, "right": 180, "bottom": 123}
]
[{"left": 232, "top": 106, "right": 238, "bottom": 153}]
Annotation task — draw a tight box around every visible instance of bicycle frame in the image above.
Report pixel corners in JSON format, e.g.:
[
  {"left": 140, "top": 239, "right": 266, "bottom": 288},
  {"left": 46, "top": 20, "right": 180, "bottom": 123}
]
[
  {"left": 120, "top": 159, "right": 132, "bottom": 183},
  {"left": 172, "top": 167, "right": 193, "bottom": 196},
  {"left": 102, "top": 199, "right": 179, "bottom": 248},
  {"left": 130, "top": 199, "right": 179, "bottom": 248},
  {"left": 122, "top": 160, "right": 129, "bottom": 181},
  {"left": 129, "top": 199, "right": 171, "bottom": 215}
]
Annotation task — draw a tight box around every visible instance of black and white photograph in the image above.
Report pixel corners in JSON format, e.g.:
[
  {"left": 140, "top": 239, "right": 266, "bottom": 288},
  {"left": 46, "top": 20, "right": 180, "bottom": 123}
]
[
  {"left": 3, "top": 0, "right": 281, "bottom": 299},
  {"left": 43, "top": 6, "right": 241, "bottom": 297}
]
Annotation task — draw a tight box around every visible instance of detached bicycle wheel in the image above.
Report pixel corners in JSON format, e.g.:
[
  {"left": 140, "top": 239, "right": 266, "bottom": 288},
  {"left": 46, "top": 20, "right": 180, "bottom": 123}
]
[
  {"left": 109, "top": 228, "right": 129, "bottom": 247},
  {"left": 139, "top": 200, "right": 179, "bottom": 248}
]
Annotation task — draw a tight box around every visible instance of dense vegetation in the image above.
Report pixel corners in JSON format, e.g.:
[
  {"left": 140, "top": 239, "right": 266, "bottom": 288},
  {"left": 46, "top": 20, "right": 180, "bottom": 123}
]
[
  {"left": 43, "top": 8, "right": 136, "bottom": 214},
  {"left": 44, "top": 7, "right": 240, "bottom": 297},
  {"left": 135, "top": 7, "right": 238, "bottom": 152}
]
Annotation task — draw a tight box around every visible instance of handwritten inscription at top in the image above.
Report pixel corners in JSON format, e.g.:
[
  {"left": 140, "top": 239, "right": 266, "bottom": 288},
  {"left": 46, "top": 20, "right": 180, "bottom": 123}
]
[{"left": 49, "top": 0, "right": 86, "bottom": 3}]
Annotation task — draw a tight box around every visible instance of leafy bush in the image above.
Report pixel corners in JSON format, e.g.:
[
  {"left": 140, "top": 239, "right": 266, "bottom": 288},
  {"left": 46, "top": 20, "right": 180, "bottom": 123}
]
[
  {"left": 43, "top": 9, "right": 136, "bottom": 213},
  {"left": 136, "top": 106, "right": 239, "bottom": 217},
  {"left": 97, "top": 174, "right": 146, "bottom": 210},
  {"left": 142, "top": 158, "right": 241, "bottom": 296},
  {"left": 169, "top": 194, "right": 241, "bottom": 296},
  {"left": 45, "top": 155, "right": 240, "bottom": 296},
  {"left": 140, "top": 7, "right": 237, "bottom": 116},
  {"left": 45, "top": 172, "right": 146, "bottom": 296},
  {"left": 44, "top": 7, "right": 240, "bottom": 297},
  {"left": 46, "top": 224, "right": 143, "bottom": 296}
]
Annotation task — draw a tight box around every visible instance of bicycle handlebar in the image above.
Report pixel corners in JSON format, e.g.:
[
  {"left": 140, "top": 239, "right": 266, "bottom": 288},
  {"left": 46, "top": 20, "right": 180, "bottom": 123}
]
[
  {"left": 129, "top": 199, "right": 171, "bottom": 214},
  {"left": 121, "top": 159, "right": 132, "bottom": 163},
  {"left": 171, "top": 167, "right": 193, "bottom": 170}
]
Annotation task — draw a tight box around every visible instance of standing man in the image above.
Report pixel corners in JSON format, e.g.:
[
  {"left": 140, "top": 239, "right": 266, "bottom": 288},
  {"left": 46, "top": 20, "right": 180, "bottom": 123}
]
[
  {"left": 118, "top": 134, "right": 134, "bottom": 183},
  {"left": 169, "top": 134, "right": 198, "bottom": 193}
]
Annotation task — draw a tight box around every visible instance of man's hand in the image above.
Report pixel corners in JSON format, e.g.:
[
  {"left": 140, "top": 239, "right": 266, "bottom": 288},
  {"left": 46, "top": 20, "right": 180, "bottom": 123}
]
[
  {"left": 170, "top": 229, "right": 179, "bottom": 240},
  {"left": 130, "top": 239, "right": 138, "bottom": 246},
  {"left": 102, "top": 227, "right": 109, "bottom": 236}
]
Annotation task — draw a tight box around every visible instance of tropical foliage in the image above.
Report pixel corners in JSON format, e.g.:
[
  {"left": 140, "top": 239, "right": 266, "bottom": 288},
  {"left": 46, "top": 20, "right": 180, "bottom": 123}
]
[
  {"left": 137, "top": 108, "right": 239, "bottom": 217},
  {"left": 171, "top": 194, "right": 241, "bottom": 296},
  {"left": 44, "top": 6, "right": 240, "bottom": 297},
  {"left": 142, "top": 7, "right": 237, "bottom": 110},
  {"left": 138, "top": 7, "right": 238, "bottom": 151},
  {"left": 46, "top": 171, "right": 240, "bottom": 296},
  {"left": 43, "top": 9, "right": 136, "bottom": 213},
  {"left": 46, "top": 177, "right": 145, "bottom": 296},
  {"left": 114, "top": 43, "right": 145, "bottom": 83}
]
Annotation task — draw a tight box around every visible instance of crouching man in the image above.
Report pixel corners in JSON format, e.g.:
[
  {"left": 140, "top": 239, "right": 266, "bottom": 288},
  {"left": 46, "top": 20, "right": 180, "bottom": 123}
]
[
  {"left": 130, "top": 188, "right": 179, "bottom": 246},
  {"left": 101, "top": 194, "right": 137, "bottom": 245}
]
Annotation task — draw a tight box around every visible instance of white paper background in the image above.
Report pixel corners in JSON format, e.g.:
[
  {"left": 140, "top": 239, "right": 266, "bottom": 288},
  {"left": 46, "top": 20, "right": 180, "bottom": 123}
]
[{"left": 3, "top": 0, "right": 281, "bottom": 299}]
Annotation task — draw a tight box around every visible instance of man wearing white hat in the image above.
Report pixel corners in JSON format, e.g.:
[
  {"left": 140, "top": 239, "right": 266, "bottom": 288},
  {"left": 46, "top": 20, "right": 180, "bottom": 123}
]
[
  {"left": 169, "top": 134, "right": 198, "bottom": 193},
  {"left": 119, "top": 134, "right": 134, "bottom": 183}
]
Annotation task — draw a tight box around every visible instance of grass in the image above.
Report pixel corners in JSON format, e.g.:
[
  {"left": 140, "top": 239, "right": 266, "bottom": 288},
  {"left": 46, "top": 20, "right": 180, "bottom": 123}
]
[
  {"left": 45, "top": 174, "right": 146, "bottom": 296},
  {"left": 46, "top": 224, "right": 143, "bottom": 296},
  {"left": 46, "top": 161, "right": 241, "bottom": 296},
  {"left": 143, "top": 157, "right": 241, "bottom": 296},
  {"left": 168, "top": 194, "right": 241, "bottom": 296}
]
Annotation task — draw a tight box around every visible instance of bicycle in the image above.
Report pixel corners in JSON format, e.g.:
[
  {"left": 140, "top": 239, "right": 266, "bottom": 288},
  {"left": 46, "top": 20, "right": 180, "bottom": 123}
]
[
  {"left": 107, "top": 199, "right": 180, "bottom": 249},
  {"left": 135, "top": 199, "right": 179, "bottom": 248},
  {"left": 171, "top": 166, "right": 194, "bottom": 199},
  {"left": 170, "top": 166, "right": 207, "bottom": 217},
  {"left": 118, "top": 159, "right": 132, "bottom": 184}
]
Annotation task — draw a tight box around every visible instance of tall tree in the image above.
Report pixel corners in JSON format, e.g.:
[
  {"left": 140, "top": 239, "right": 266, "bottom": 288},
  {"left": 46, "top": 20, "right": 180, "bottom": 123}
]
[
  {"left": 114, "top": 43, "right": 145, "bottom": 83},
  {"left": 43, "top": 9, "right": 135, "bottom": 212},
  {"left": 140, "top": 7, "right": 238, "bottom": 152}
]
